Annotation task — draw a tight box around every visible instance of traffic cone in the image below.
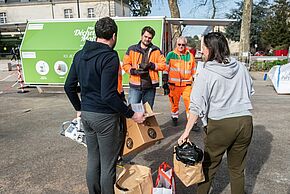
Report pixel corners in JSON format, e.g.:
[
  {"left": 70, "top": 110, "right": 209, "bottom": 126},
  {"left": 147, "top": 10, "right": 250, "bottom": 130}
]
[{"left": 16, "top": 63, "right": 28, "bottom": 93}]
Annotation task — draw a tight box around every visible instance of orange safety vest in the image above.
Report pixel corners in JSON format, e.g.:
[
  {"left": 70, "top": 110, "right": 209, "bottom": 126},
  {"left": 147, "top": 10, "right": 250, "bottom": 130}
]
[
  {"left": 165, "top": 48, "right": 196, "bottom": 86},
  {"left": 123, "top": 43, "right": 166, "bottom": 88},
  {"left": 117, "top": 65, "right": 123, "bottom": 94}
]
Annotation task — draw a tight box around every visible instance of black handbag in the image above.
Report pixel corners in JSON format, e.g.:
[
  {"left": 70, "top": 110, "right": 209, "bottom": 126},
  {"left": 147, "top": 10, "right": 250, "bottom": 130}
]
[{"left": 175, "top": 142, "right": 203, "bottom": 165}]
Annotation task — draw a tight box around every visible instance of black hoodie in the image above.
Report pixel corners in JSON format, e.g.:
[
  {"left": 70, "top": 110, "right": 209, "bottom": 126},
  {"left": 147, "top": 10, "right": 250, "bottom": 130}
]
[{"left": 64, "top": 40, "right": 134, "bottom": 118}]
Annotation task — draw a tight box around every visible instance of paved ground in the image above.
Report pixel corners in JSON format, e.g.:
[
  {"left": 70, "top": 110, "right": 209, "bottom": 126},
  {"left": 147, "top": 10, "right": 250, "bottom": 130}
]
[{"left": 0, "top": 60, "right": 290, "bottom": 194}]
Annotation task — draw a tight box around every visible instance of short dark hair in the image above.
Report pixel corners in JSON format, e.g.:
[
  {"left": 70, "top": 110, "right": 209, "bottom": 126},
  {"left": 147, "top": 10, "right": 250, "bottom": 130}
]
[
  {"left": 95, "top": 17, "right": 118, "bottom": 40},
  {"left": 141, "top": 26, "right": 155, "bottom": 38},
  {"left": 203, "top": 32, "right": 230, "bottom": 63}
]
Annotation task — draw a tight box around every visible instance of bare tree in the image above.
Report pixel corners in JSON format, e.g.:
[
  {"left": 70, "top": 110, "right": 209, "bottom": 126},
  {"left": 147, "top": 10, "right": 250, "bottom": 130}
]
[
  {"left": 239, "top": 0, "right": 253, "bottom": 62},
  {"left": 166, "top": 0, "right": 228, "bottom": 46},
  {"left": 168, "top": 0, "right": 181, "bottom": 45},
  {"left": 189, "top": 0, "right": 232, "bottom": 19},
  {"left": 193, "top": 0, "right": 217, "bottom": 19}
]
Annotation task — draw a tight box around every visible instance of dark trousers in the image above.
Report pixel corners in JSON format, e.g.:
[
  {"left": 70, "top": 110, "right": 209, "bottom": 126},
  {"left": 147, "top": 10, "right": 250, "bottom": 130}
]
[
  {"left": 197, "top": 116, "right": 253, "bottom": 194},
  {"left": 81, "top": 111, "right": 124, "bottom": 194}
]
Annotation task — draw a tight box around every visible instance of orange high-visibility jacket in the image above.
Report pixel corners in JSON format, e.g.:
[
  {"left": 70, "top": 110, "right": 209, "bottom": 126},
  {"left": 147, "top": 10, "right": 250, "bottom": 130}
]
[
  {"left": 165, "top": 48, "right": 196, "bottom": 86},
  {"left": 117, "top": 65, "right": 123, "bottom": 94},
  {"left": 123, "top": 42, "right": 166, "bottom": 88}
]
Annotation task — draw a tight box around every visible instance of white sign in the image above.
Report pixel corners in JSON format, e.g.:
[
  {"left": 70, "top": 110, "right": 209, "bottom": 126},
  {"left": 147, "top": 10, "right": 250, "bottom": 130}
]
[
  {"left": 28, "top": 24, "right": 44, "bottom": 30},
  {"left": 21, "top": 52, "right": 36, "bottom": 59}
]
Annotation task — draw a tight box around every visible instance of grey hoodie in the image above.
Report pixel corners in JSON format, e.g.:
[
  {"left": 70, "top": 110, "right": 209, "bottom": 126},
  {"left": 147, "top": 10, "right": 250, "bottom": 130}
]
[{"left": 189, "top": 58, "right": 254, "bottom": 126}]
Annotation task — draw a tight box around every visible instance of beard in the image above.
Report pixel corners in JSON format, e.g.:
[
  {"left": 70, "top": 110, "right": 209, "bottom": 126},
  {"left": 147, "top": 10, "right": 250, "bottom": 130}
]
[{"left": 142, "top": 40, "right": 151, "bottom": 47}]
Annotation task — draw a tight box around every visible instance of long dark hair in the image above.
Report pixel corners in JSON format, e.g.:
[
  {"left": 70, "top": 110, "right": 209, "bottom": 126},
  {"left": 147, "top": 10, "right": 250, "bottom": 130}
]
[{"left": 203, "top": 32, "right": 230, "bottom": 63}]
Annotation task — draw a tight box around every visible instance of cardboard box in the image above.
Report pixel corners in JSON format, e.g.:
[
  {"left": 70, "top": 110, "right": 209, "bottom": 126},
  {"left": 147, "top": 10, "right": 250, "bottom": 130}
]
[{"left": 122, "top": 103, "right": 164, "bottom": 156}]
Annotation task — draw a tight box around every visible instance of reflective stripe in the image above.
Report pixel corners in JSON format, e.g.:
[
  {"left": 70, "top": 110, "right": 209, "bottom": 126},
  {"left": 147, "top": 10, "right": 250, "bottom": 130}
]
[
  {"left": 130, "top": 80, "right": 140, "bottom": 85},
  {"left": 170, "top": 78, "right": 180, "bottom": 82},
  {"left": 170, "top": 67, "right": 180, "bottom": 72},
  {"left": 171, "top": 111, "right": 179, "bottom": 118},
  {"left": 169, "top": 78, "right": 191, "bottom": 82},
  {"left": 169, "top": 68, "right": 192, "bottom": 74}
]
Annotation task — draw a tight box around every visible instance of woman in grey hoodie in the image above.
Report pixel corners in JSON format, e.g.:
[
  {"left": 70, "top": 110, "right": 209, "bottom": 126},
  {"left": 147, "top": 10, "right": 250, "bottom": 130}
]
[{"left": 178, "top": 32, "right": 254, "bottom": 194}]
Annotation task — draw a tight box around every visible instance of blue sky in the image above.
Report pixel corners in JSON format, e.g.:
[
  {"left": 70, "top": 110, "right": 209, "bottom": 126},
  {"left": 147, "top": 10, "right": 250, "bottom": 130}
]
[{"left": 149, "top": 0, "right": 239, "bottom": 35}]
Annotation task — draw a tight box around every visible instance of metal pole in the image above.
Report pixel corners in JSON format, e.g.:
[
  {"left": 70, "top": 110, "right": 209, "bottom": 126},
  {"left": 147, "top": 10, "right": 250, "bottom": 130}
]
[
  {"left": 50, "top": 0, "right": 55, "bottom": 19},
  {"left": 108, "top": 0, "right": 111, "bottom": 16},
  {"left": 121, "top": 0, "right": 124, "bottom": 16},
  {"left": 77, "top": 0, "right": 80, "bottom": 18}
]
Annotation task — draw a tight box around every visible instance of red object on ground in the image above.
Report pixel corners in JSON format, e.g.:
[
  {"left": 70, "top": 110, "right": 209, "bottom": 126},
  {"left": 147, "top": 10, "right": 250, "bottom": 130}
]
[
  {"left": 16, "top": 63, "right": 28, "bottom": 93},
  {"left": 274, "top": 49, "right": 288, "bottom": 56}
]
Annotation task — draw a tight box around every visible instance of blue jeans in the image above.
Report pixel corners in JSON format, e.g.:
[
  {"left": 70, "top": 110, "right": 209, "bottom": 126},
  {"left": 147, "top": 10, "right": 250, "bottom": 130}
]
[
  {"left": 81, "top": 111, "right": 123, "bottom": 194},
  {"left": 128, "top": 87, "right": 156, "bottom": 109}
]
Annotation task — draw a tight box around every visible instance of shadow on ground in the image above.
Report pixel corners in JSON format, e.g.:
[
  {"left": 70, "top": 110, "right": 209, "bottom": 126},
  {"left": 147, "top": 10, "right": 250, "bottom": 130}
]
[
  {"left": 209, "top": 125, "right": 272, "bottom": 194},
  {"left": 141, "top": 111, "right": 204, "bottom": 194}
]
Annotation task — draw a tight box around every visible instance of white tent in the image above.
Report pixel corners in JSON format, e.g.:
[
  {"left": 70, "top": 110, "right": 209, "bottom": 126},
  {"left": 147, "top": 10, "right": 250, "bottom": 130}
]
[{"left": 268, "top": 63, "right": 290, "bottom": 94}]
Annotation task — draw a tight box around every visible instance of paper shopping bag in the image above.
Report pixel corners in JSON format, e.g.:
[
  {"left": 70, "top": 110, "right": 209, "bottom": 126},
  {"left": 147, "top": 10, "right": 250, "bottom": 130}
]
[
  {"left": 173, "top": 153, "right": 205, "bottom": 187},
  {"left": 115, "top": 164, "right": 153, "bottom": 194},
  {"left": 153, "top": 162, "right": 176, "bottom": 194}
]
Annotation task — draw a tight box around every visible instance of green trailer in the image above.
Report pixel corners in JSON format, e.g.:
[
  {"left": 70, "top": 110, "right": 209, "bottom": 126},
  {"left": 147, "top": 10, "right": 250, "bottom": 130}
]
[
  {"left": 20, "top": 17, "right": 234, "bottom": 85},
  {"left": 20, "top": 17, "right": 165, "bottom": 85}
]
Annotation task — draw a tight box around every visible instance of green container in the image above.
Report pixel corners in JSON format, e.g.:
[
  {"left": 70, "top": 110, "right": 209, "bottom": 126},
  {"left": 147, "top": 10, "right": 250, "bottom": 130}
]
[{"left": 20, "top": 17, "right": 164, "bottom": 85}]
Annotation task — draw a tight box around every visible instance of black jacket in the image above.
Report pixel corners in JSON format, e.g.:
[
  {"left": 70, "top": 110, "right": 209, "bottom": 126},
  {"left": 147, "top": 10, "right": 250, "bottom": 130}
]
[{"left": 64, "top": 40, "right": 134, "bottom": 118}]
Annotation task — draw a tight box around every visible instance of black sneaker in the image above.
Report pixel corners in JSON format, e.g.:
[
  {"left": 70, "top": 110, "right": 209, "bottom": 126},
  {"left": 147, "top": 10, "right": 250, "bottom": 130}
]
[
  {"left": 191, "top": 123, "right": 200, "bottom": 131},
  {"left": 172, "top": 117, "right": 178, "bottom": 126}
]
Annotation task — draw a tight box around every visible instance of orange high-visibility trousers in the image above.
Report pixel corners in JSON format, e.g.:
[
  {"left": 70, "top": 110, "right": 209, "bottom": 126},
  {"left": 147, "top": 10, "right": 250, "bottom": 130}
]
[{"left": 168, "top": 84, "right": 192, "bottom": 118}]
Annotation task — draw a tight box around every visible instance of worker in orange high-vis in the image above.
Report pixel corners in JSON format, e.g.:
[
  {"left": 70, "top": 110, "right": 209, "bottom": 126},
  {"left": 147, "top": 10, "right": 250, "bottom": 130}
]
[
  {"left": 123, "top": 26, "right": 166, "bottom": 109},
  {"left": 117, "top": 63, "right": 127, "bottom": 157},
  {"left": 117, "top": 64, "right": 125, "bottom": 101},
  {"left": 163, "top": 36, "right": 196, "bottom": 126}
]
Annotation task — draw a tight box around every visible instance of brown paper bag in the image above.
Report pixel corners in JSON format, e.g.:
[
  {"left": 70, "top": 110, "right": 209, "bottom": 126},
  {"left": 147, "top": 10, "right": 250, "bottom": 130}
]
[
  {"left": 173, "top": 153, "right": 205, "bottom": 187},
  {"left": 115, "top": 164, "right": 153, "bottom": 194}
]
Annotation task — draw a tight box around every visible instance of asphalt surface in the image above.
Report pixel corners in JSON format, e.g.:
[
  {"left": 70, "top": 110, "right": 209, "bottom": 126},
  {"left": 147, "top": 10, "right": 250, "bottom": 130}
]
[{"left": 0, "top": 60, "right": 290, "bottom": 194}]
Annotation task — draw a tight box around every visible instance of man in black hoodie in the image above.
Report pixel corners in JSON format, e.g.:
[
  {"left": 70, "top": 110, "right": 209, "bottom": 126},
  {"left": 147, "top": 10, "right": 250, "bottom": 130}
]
[{"left": 64, "top": 17, "right": 145, "bottom": 194}]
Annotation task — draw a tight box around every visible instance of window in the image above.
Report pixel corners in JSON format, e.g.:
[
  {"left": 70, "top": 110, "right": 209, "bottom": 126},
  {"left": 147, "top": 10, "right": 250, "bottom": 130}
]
[
  {"left": 88, "top": 8, "right": 95, "bottom": 18},
  {"left": 0, "top": 12, "right": 7, "bottom": 23},
  {"left": 64, "top": 9, "right": 73, "bottom": 18}
]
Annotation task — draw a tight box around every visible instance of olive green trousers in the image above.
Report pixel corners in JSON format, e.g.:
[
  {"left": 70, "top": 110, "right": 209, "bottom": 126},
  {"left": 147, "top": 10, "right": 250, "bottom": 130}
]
[{"left": 197, "top": 116, "right": 253, "bottom": 194}]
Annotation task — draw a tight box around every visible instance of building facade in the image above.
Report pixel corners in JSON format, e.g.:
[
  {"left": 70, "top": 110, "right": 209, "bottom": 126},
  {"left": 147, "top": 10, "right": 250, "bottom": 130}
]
[
  {"left": 0, "top": 0, "right": 130, "bottom": 57},
  {"left": 0, "top": 0, "right": 130, "bottom": 23}
]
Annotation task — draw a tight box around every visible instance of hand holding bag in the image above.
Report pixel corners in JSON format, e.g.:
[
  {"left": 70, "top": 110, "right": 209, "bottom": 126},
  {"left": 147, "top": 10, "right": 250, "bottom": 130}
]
[
  {"left": 153, "top": 162, "right": 176, "bottom": 194},
  {"left": 115, "top": 164, "right": 153, "bottom": 194},
  {"left": 173, "top": 142, "right": 205, "bottom": 187}
]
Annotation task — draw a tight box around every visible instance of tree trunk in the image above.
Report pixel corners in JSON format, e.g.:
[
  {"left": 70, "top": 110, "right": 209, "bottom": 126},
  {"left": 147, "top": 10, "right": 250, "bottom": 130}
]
[
  {"left": 168, "top": 0, "right": 181, "bottom": 47},
  {"left": 211, "top": 0, "right": 216, "bottom": 19},
  {"left": 239, "top": 0, "right": 253, "bottom": 62}
]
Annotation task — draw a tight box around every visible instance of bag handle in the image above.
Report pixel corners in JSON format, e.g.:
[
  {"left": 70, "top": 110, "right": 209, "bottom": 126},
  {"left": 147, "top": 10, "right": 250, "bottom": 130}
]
[
  {"left": 155, "top": 162, "right": 175, "bottom": 187},
  {"left": 116, "top": 164, "right": 148, "bottom": 192},
  {"left": 115, "top": 165, "right": 130, "bottom": 192}
]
